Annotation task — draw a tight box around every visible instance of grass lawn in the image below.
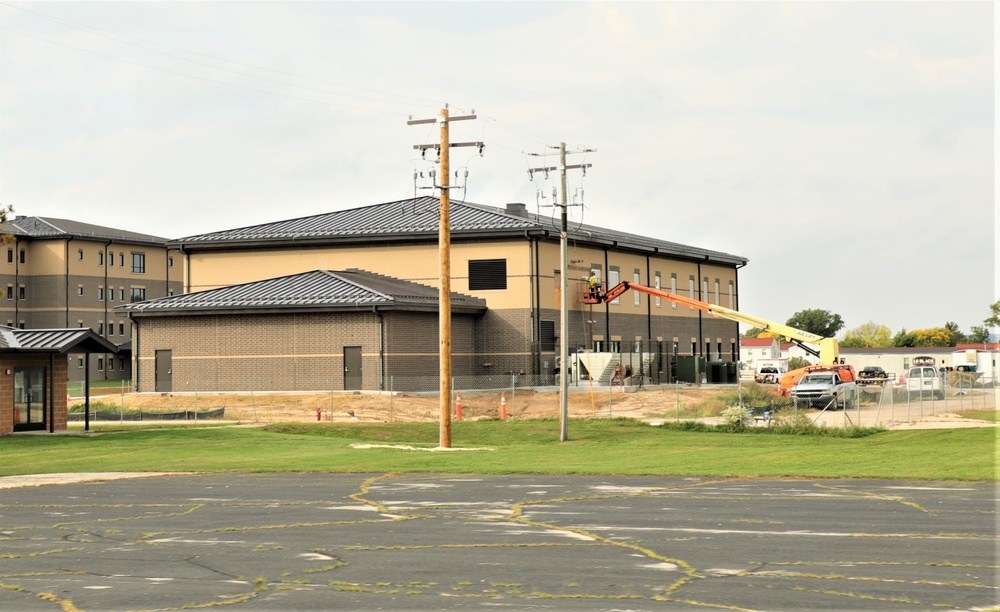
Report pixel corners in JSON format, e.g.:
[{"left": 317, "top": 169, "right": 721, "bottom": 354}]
[{"left": 4, "top": 419, "right": 997, "bottom": 481}]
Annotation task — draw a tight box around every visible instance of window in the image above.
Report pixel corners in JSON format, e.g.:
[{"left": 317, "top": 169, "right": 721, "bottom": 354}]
[
  {"left": 168, "top": 255, "right": 174, "bottom": 267},
  {"left": 108, "top": 321, "right": 114, "bottom": 336},
  {"left": 671, "top": 274, "right": 677, "bottom": 308},
  {"left": 119, "top": 253, "right": 124, "bottom": 267},
  {"left": 77, "top": 249, "right": 84, "bottom": 260},
  {"left": 633, "top": 270, "right": 640, "bottom": 306},
  {"left": 98, "top": 251, "right": 104, "bottom": 266},
  {"left": 77, "top": 357, "right": 84, "bottom": 368},
  {"left": 119, "top": 323, "right": 125, "bottom": 336},
  {"left": 131, "top": 252, "right": 145, "bottom": 274},
  {"left": 654, "top": 273, "right": 661, "bottom": 307},
  {"left": 107, "top": 358, "right": 114, "bottom": 372},
  {"left": 539, "top": 320, "right": 556, "bottom": 352},
  {"left": 109, "top": 251, "right": 114, "bottom": 266},
  {"left": 714, "top": 279, "right": 720, "bottom": 306},
  {"left": 77, "top": 285, "right": 83, "bottom": 297},
  {"left": 18, "top": 286, "right": 25, "bottom": 300},
  {"left": 98, "top": 287, "right": 104, "bottom": 301},
  {"left": 702, "top": 278, "right": 708, "bottom": 302},
  {"left": 119, "top": 288, "right": 125, "bottom": 301},
  {"left": 130, "top": 287, "right": 146, "bottom": 302},
  {"left": 728, "top": 280, "right": 734, "bottom": 308},
  {"left": 5, "top": 286, "right": 11, "bottom": 300},
  {"left": 19, "top": 250, "right": 25, "bottom": 264},
  {"left": 97, "top": 322, "right": 104, "bottom": 335},
  {"left": 468, "top": 259, "right": 507, "bottom": 290},
  {"left": 608, "top": 268, "right": 620, "bottom": 304},
  {"left": 6, "top": 248, "right": 11, "bottom": 263},
  {"left": 118, "top": 356, "right": 125, "bottom": 370},
  {"left": 688, "top": 276, "right": 695, "bottom": 309},
  {"left": 97, "top": 357, "right": 104, "bottom": 371}
]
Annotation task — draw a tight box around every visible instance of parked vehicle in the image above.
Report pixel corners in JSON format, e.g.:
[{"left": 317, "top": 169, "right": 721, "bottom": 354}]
[
  {"left": 790, "top": 365, "right": 857, "bottom": 410},
  {"left": 755, "top": 366, "right": 784, "bottom": 384},
  {"left": 906, "top": 366, "right": 945, "bottom": 399}
]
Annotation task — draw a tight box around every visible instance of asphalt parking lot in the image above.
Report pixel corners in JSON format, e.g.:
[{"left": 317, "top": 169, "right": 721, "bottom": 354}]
[{"left": 1, "top": 473, "right": 997, "bottom": 611}]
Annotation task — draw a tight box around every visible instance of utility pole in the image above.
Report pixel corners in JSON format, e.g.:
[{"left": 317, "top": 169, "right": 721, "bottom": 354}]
[
  {"left": 408, "top": 106, "right": 481, "bottom": 448},
  {"left": 528, "top": 143, "right": 593, "bottom": 442}
]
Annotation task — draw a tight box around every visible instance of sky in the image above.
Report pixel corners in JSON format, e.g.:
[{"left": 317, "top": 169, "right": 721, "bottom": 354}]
[{"left": 1, "top": 1, "right": 996, "bottom": 337}]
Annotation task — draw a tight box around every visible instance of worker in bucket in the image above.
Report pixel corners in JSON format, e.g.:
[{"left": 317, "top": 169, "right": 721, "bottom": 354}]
[{"left": 588, "top": 272, "right": 600, "bottom": 299}]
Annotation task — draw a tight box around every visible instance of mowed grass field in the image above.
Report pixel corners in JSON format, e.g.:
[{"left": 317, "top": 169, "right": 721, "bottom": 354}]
[{"left": 3, "top": 419, "right": 998, "bottom": 481}]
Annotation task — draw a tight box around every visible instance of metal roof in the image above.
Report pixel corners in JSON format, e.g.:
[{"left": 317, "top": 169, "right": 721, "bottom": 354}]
[
  {"left": 116, "top": 269, "right": 487, "bottom": 316},
  {"left": 0, "top": 327, "right": 119, "bottom": 354},
  {"left": 3, "top": 217, "right": 169, "bottom": 246},
  {"left": 171, "top": 197, "right": 748, "bottom": 266}
]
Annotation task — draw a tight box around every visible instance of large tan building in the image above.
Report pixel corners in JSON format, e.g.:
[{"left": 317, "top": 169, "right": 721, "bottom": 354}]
[
  {"left": 0, "top": 217, "right": 182, "bottom": 382},
  {"left": 133, "top": 197, "right": 747, "bottom": 391}
]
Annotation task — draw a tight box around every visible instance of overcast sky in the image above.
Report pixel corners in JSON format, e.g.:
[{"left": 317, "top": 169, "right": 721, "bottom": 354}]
[{"left": 1, "top": 1, "right": 995, "bottom": 336}]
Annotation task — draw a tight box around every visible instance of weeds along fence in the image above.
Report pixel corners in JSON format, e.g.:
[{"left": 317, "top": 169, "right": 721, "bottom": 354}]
[{"left": 67, "top": 373, "right": 998, "bottom": 429}]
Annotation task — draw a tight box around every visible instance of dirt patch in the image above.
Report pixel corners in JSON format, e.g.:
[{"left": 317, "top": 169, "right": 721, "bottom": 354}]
[{"left": 72, "top": 385, "right": 997, "bottom": 430}]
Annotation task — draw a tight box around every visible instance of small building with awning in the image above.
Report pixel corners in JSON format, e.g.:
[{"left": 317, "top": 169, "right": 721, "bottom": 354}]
[{"left": 0, "top": 326, "right": 118, "bottom": 434}]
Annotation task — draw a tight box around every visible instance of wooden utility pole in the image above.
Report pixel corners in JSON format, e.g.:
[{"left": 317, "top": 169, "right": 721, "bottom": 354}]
[
  {"left": 408, "top": 106, "right": 480, "bottom": 448},
  {"left": 528, "top": 144, "right": 593, "bottom": 442}
]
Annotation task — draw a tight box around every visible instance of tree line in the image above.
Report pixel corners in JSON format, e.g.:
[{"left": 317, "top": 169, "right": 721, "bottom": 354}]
[{"left": 744, "top": 301, "right": 1000, "bottom": 348}]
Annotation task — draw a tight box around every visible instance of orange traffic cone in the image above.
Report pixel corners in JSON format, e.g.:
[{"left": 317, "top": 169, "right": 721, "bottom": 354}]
[
  {"left": 500, "top": 392, "right": 507, "bottom": 420},
  {"left": 455, "top": 392, "right": 463, "bottom": 421}
]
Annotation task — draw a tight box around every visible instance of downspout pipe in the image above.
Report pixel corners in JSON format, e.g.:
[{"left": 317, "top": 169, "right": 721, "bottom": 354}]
[
  {"left": 374, "top": 307, "right": 385, "bottom": 391},
  {"left": 603, "top": 247, "right": 610, "bottom": 345},
  {"left": 65, "top": 238, "right": 71, "bottom": 327}
]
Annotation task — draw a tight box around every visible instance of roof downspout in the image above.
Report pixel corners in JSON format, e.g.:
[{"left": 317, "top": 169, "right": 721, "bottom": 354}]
[
  {"left": 603, "top": 247, "right": 610, "bottom": 345},
  {"left": 65, "top": 238, "right": 71, "bottom": 327},
  {"left": 646, "top": 254, "right": 652, "bottom": 358},
  {"left": 531, "top": 236, "right": 540, "bottom": 376},
  {"left": 697, "top": 257, "right": 705, "bottom": 362},
  {"left": 375, "top": 307, "right": 385, "bottom": 391},
  {"left": 103, "top": 241, "right": 110, "bottom": 381},
  {"left": 48, "top": 352, "right": 55, "bottom": 433},
  {"left": 14, "top": 236, "right": 19, "bottom": 325}
]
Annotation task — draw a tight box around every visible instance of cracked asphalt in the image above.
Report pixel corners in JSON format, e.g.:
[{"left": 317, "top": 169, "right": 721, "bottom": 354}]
[{"left": 0, "top": 473, "right": 996, "bottom": 611}]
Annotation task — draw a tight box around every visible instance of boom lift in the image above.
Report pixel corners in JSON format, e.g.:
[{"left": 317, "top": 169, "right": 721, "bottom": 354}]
[{"left": 582, "top": 280, "right": 840, "bottom": 367}]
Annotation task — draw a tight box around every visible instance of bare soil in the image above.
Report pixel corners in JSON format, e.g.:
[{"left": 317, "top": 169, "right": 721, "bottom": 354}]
[{"left": 73, "top": 385, "right": 997, "bottom": 430}]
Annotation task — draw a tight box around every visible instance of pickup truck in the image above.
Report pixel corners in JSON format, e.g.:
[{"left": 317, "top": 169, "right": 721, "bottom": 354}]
[
  {"left": 790, "top": 370, "right": 857, "bottom": 410},
  {"left": 857, "top": 366, "right": 889, "bottom": 385}
]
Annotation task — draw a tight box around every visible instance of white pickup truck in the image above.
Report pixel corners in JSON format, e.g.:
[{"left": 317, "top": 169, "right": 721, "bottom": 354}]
[{"left": 791, "top": 371, "right": 857, "bottom": 410}]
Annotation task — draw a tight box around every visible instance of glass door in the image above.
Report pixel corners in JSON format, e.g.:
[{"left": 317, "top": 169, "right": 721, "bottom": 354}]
[{"left": 14, "top": 366, "right": 46, "bottom": 432}]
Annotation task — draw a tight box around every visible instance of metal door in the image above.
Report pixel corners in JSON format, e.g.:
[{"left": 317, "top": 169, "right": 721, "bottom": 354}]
[
  {"left": 344, "top": 346, "right": 362, "bottom": 390},
  {"left": 13, "top": 366, "right": 46, "bottom": 432},
  {"left": 155, "top": 350, "right": 172, "bottom": 393}
]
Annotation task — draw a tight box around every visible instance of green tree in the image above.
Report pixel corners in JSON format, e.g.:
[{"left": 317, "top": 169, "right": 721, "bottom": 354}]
[
  {"left": 840, "top": 321, "right": 892, "bottom": 348},
  {"left": 985, "top": 299, "right": 1000, "bottom": 329},
  {"left": 967, "top": 325, "right": 990, "bottom": 344},
  {"left": 943, "top": 321, "right": 965, "bottom": 345},
  {"left": 743, "top": 327, "right": 763, "bottom": 338},
  {"left": 786, "top": 309, "right": 845, "bottom": 338},
  {"left": 892, "top": 328, "right": 916, "bottom": 347},
  {"left": 911, "top": 327, "right": 954, "bottom": 347},
  {"left": 0, "top": 204, "right": 13, "bottom": 244},
  {"left": 787, "top": 356, "right": 810, "bottom": 370}
]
